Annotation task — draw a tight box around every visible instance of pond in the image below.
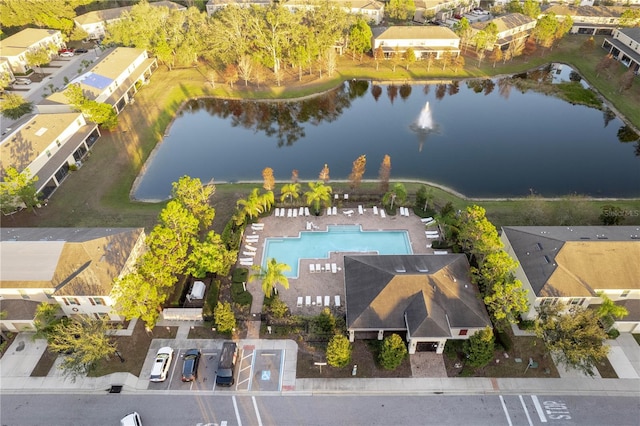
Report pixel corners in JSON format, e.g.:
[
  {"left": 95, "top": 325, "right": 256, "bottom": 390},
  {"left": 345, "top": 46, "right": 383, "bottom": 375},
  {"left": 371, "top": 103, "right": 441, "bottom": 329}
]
[{"left": 132, "top": 64, "right": 639, "bottom": 201}]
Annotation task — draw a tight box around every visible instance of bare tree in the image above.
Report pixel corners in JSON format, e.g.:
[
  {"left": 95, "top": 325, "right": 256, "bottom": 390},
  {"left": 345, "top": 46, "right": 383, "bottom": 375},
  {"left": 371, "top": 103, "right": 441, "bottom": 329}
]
[{"left": 237, "top": 55, "right": 253, "bottom": 87}]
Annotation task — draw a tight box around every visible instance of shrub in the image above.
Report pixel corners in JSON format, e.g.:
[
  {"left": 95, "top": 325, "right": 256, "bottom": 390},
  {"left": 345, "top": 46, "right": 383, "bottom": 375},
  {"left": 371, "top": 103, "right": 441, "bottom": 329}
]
[
  {"left": 607, "top": 328, "right": 620, "bottom": 339},
  {"left": 267, "top": 296, "right": 289, "bottom": 319},
  {"left": 326, "top": 334, "right": 351, "bottom": 368},
  {"left": 379, "top": 334, "right": 408, "bottom": 370},
  {"left": 495, "top": 329, "right": 513, "bottom": 351},
  {"left": 518, "top": 319, "right": 535, "bottom": 331},
  {"left": 214, "top": 301, "right": 236, "bottom": 333},
  {"left": 202, "top": 280, "right": 221, "bottom": 320},
  {"left": 231, "top": 281, "right": 252, "bottom": 306},
  {"left": 464, "top": 327, "right": 495, "bottom": 368},
  {"left": 232, "top": 268, "right": 249, "bottom": 283},
  {"left": 314, "top": 308, "right": 336, "bottom": 334}
]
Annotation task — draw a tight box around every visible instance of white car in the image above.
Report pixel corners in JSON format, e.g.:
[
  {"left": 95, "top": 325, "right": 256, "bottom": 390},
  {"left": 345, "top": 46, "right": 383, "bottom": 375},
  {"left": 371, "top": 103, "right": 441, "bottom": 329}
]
[
  {"left": 14, "top": 78, "right": 31, "bottom": 85},
  {"left": 60, "top": 51, "right": 74, "bottom": 57},
  {"left": 149, "top": 346, "right": 173, "bottom": 382},
  {"left": 120, "top": 412, "right": 142, "bottom": 426}
]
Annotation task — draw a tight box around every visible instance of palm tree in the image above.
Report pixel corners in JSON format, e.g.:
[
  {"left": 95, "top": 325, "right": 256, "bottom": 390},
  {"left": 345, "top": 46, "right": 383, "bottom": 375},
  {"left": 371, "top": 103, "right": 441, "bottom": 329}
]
[
  {"left": 280, "top": 183, "right": 300, "bottom": 205},
  {"left": 383, "top": 183, "right": 407, "bottom": 211},
  {"left": 260, "top": 190, "right": 274, "bottom": 213},
  {"left": 237, "top": 188, "right": 263, "bottom": 220},
  {"left": 249, "top": 258, "right": 291, "bottom": 297},
  {"left": 304, "top": 181, "right": 332, "bottom": 215}
]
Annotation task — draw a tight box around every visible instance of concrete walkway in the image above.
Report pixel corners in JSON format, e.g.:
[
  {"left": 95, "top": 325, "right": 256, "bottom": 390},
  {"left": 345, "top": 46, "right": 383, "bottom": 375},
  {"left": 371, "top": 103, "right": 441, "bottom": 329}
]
[
  {"left": 606, "top": 334, "right": 640, "bottom": 378},
  {"left": 1, "top": 330, "right": 638, "bottom": 397}
]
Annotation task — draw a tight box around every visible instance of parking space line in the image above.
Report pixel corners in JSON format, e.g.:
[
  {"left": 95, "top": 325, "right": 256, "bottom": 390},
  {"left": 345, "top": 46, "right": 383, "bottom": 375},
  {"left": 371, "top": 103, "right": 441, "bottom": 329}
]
[
  {"left": 519, "top": 395, "right": 533, "bottom": 426},
  {"left": 531, "top": 395, "right": 547, "bottom": 423},
  {"left": 499, "top": 395, "right": 513, "bottom": 426},
  {"left": 168, "top": 348, "right": 181, "bottom": 387},
  {"left": 278, "top": 349, "right": 285, "bottom": 391},
  {"left": 248, "top": 349, "right": 256, "bottom": 391},
  {"left": 252, "top": 396, "right": 263, "bottom": 426},
  {"left": 232, "top": 395, "right": 242, "bottom": 426}
]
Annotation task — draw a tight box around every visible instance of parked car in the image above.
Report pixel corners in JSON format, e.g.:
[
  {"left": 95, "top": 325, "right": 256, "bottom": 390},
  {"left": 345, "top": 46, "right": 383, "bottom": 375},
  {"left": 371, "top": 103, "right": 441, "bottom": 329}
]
[
  {"left": 215, "top": 342, "right": 238, "bottom": 387},
  {"left": 60, "top": 51, "right": 74, "bottom": 57},
  {"left": 58, "top": 48, "right": 73, "bottom": 54},
  {"left": 75, "top": 48, "right": 88, "bottom": 54},
  {"left": 181, "top": 348, "right": 201, "bottom": 382},
  {"left": 13, "top": 78, "right": 31, "bottom": 85},
  {"left": 120, "top": 412, "right": 142, "bottom": 426},
  {"left": 149, "top": 346, "right": 173, "bottom": 382}
]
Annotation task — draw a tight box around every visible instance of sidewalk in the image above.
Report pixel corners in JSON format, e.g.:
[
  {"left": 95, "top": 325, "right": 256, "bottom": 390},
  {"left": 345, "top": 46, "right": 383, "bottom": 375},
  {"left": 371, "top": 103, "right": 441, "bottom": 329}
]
[{"left": 1, "top": 329, "right": 638, "bottom": 397}]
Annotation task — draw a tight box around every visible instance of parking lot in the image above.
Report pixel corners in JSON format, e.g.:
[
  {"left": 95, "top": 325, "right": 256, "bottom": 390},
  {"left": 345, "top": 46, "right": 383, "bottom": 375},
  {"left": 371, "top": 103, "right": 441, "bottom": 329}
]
[{"left": 144, "top": 342, "right": 285, "bottom": 392}]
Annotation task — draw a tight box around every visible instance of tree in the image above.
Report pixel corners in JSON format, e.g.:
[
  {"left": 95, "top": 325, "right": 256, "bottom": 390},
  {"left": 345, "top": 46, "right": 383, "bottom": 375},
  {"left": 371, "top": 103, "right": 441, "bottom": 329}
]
[
  {"left": 0, "top": 93, "right": 34, "bottom": 119},
  {"left": 25, "top": 47, "right": 51, "bottom": 76},
  {"left": 522, "top": 36, "right": 537, "bottom": 60},
  {"left": 534, "top": 303, "right": 609, "bottom": 377},
  {"left": 237, "top": 188, "right": 264, "bottom": 220},
  {"left": 249, "top": 257, "right": 291, "bottom": 297},
  {"left": 63, "top": 84, "right": 117, "bottom": 129},
  {"left": 425, "top": 52, "right": 435, "bottom": 72},
  {"left": 595, "top": 55, "right": 617, "bottom": 79},
  {"left": 379, "top": 333, "right": 407, "bottom": 370},
  {"left": 599, "top": 205, "right": 626, "bottom": 225},
  {"left": 32, "top": 302, "right": 61, "bottom": 340},
  {"left": 223, "top": 63, "right": 239, "bottom": 88},
  {"left": 463, "top": 327, "right": 495, "bottom": 368},
  {"left": 319, "top": 164, "right": 330, "bottom": 183},
  {"left": 387, "top": 0, "right": 416, "bottom": 20},
  {"left": 382, "top": 183, "right": 407, "bottom": 211},
  {"left": 490, "top": 48, "right": 503, "bottom": 68},
  {"left": 373, "top": 46, "right": 384, "bottom": 71},
  {"left": 457, "top": 205, "right": 503, "bottom": 265},
  {"left": 237, "top": 55, "right": 253, "bottom": 87},
  {"left": 618, "top": 68, "right": 635, "bottom": 94},
  {"left": 378, "top": 155, "right": 391, "bottom": 192},
  {"left": 186, "top": 231, "right": 235, "bottom": 278},
  {"left": 214, "top": 301, "right": 236, "bottom": 333},
  {"left": 0, "top": 166, "right": 40, "bottom": 213},
  {"left": 483, "top": 275, "right": 529, "bottom": 325},
  {"left": 404, "top": 47, "right": 416, "bottom": 71},
  {"left": 390, "top": 48, "right": 402, "bottom": 72},
  {"left": 522, "top": 0, "right": 541, "bottom": 19},
  {"left": 348, "top": 154, "right": 367, "bottom": 189},
  {"left": 349, "top": 18, "right": 372, "bottom": 62},
  {"left": 597, "top": 292, "right": 628, "bottom": 331},
  {"left": 415, "top": 185, "right": 434, "bottom": 211},
  {"left": 506, "top": 0, "right": 523, "bottom": 14},
  {"left": 453, "top": 54, "right": 465, "bottom": 73},
  {"left": 314, "top": 307, "right": 336, "bottom": 334},
  {"left": 326, "top": 334, "right": 351, "bottom": 367},
  {"left": 534, "top": 13, "right": 559, "bottom": 50},
  {"left": 453, "top": 17, "right": 472, "bottom": 53},
  {"left": 280, "top": 182, "right": 300, "bottom": 205},
  {"left": 47, "top": 316, "right": 117, "bottom": 380},
  {"left": 262, "top": 167, "right": 276, "bottom": 191},
  {"left": 171, "top": 175, "right": 215, "bottom": 231},
  {"left": 304, "top": 181, "right": 332, "bottom": 215}
]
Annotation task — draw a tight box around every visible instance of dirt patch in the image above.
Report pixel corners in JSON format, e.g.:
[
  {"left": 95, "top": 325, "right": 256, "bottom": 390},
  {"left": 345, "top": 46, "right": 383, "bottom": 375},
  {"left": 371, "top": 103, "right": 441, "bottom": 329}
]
[{"left": 30, "top": 348, "right": 58, "bottom": 377}]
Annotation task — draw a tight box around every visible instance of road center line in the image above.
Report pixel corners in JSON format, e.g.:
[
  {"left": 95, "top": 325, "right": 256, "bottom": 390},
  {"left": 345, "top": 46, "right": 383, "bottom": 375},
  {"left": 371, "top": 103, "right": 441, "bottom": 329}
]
[
  {"left": 252, "top": 396, "right": 263, "bottom": 426},
  {"left": 232, "top": 395, "right": 242, "bottom": 426},
  {"left": 499, "top": 395, "right": 513, "bottom": 426},
  {"left": 531, "top": 395, "right": 547, "bottom": 423},
  {"left": 519, "top": 395, "right": 533, "bottom": 426}
]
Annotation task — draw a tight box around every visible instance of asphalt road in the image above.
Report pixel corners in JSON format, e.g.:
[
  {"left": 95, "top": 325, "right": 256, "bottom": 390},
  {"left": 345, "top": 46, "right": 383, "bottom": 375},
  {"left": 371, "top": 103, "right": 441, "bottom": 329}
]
[{"left": 0, "top": 394, "right": 637, "bottom": 426}]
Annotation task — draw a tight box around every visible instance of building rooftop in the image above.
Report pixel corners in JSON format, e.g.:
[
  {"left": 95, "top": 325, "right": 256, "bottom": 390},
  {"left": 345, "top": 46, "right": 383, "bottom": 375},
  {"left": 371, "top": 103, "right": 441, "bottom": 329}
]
[
  {"left": 471, "top": 13, "right": 535, "bottom": 32},
  {"left": 377, "top": 26, "right": 459, "bottom": 40},
  {"left": 74, "top": 1, "right": 185, "bottom": 25},
  {"left": 0, "top": 29, "right": 60, "bottom": 57},
  {"left": 0, "top": 113, "right": 83, "bottom": 177}
]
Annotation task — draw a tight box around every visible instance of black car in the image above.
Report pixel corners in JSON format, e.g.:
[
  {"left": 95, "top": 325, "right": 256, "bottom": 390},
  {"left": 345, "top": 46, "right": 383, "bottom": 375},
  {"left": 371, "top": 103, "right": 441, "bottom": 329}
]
[
  {"left": 181, "top": 348, "right": 201, "bottom": 382},
  {"left": 75, "top": 48, "right": 89, "bottom": 54}
]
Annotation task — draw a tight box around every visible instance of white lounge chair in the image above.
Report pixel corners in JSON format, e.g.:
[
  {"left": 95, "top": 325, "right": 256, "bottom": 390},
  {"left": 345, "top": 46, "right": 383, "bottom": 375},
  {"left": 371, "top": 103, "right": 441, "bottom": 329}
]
[
  {"left": 275, "top": 209, "right": 280, "bottom": 217},
  {"left": 344, "top": 194, "right": 348, "bottom": 200},
  {"left": 310, "top": 264, "right": 315, "bottom": 273},
  {"left": 335, "top": 295, "right": 341, "bottom": 307},
  {"left": 426, "top": 244, "right": 432, "bottom": 248},
  {"left": 245, "top": 245, "right": 257, "bottom": 251},
  {"left": 316, "top": 296, "right": 322, "bottom": 306},
  {"left": 331, "top": 263, "right": 337, "bottom": 273},
  {"left": 334, "top": 194, "right": 339, "bottom": 199},
  {"left": 421, "top": 217, "right": 434, "bottom": 223},
  {"left": 327, "top": 207, "right": 332, "bottom": 216},
  {"left": 316, "top": 263, "right": 321, "bottom": 273},
  {"left": 434, "top": 250, "right": 449, "bottom": 255},
  {"left": 380, "top": 209, "right": 386, "bottom": 218},
  {"left": 405, "top": 208, "right": 411, "bottom": 217},
  {"left": 306, "top": 296, "right": 312, "bottom": 306},
  {"left": 424, "top": 220, "right": 436, "bottom": 227},
  {"left": 332, "top": 206, "right": 337, "bottom": 215},
  {"left": 297, "top": 297, "right": 303, "bottom": 307},
  {"left": 299, "top": 207, "right": 304, "bottom": 216},
  {"left": 358, "top": 205, "right": 364, "bottom": 215},
  {"left": 242, "top": 251, "right": 256, "bottom": 257},
  {"left": 324, "top": 296, "right": 330, "bottom": 306},
  {"left": 325, "top": 263, "right": 331, "bottom": 272},
  {"left": 293, "top": 209, "right": 298, "bottom": 217},
  {"left": 287, "top": 209, "right": 292, "bottom": 217},
  {"left": 252, "top": 223, "right": 264, "bottom": 228},
  {"left": 305, "top": 207, "right": 310, "bottom": 216},
  {"left": 240, "top": 257, "right": 254, "bottom": 261},
  {"left": 373, "top": 206, "right": 378, "bottom": 215}
]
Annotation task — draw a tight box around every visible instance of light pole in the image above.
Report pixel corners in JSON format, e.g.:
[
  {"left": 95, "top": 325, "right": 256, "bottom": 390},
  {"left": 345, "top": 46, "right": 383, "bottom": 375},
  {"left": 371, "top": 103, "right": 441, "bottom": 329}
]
[{"left": 114, "top": 350, "right": 125, "bottom": 363}]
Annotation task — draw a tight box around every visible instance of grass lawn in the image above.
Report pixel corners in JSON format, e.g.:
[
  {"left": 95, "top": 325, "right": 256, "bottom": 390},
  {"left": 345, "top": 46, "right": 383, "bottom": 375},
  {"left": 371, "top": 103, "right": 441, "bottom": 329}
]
[{"left": 633, "top": 334, "right": 640, "bottom": 346}]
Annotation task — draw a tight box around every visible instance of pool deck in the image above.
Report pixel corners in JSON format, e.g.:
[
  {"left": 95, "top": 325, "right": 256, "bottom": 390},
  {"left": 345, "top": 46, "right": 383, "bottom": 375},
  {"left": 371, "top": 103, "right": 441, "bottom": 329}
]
[{"left": 241, "top": 206, "right": 441, "bottom": 317}]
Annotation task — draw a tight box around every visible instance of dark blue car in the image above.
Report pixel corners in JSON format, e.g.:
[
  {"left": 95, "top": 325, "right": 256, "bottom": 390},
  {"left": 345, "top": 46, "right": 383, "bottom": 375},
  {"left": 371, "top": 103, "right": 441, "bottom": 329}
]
[{"left": 181, "top": 348, "right": 201, "bottom": 382}]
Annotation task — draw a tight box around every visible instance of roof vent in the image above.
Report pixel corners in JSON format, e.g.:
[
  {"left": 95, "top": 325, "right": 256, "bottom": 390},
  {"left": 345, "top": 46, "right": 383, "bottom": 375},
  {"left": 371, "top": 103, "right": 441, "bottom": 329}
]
[
  {"left": 536, "top": 243, "right": 543, "bottom": 250},
  {"left": 543, "top": 255, "right": 551, "bottom": 264},
  {"left": 34, "top": 127, "right": 48, "bottom": 137}
]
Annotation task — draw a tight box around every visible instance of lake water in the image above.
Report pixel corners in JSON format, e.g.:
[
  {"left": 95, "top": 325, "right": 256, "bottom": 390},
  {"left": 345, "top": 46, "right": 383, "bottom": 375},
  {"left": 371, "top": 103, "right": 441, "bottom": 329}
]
[{"left": 133, "top": 64, "right": 639, "bottom": 200}]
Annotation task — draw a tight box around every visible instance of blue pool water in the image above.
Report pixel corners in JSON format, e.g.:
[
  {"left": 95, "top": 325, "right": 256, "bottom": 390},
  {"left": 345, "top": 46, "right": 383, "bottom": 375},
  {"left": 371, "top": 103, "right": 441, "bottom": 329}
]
[{"left": 262, "top": 225, "right": 412, "bottom": 277}]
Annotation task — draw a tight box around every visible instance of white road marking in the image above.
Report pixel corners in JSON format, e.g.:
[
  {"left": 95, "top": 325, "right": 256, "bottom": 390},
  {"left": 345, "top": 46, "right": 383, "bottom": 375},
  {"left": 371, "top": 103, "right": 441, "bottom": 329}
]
[
  {"left": 252, "top": 396, "right": 263, "bottom": 426},
  {"left": 221, "top": 422, "right": 227, "bottom": 426},
  {"left": 232, "top": 395, "right": 242, "bottom": 426},
  {"left": 519, "top": 395, "right": 533, "bottom": 426},
  {"left": 499, "top": 395, "right": 513, "bottom": 426},
  {"left": 531, "top": 395, "right": 547, "bottom": 423}
]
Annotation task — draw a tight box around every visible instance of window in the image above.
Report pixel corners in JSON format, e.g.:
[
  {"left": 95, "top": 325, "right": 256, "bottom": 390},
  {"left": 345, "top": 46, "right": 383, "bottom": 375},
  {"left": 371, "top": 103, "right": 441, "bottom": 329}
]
[
  {"left": 569, "top": 298, "right": 584, "bottom": 306},
  {"left": 458, "top": 329, "right": 468, "bottom": 336},
  {"left": 63, "top": 297, "right": 80, "bottom": 305},
  {"left": 46, "top": 150, "right": 51, "bottom": 158},
  {"left": 540, "top": 298, "right": 556, "bottom": 306},
  {"left": 19, "top": 290, "right": 30, "bottom": 300},
  {"left": 90, "top": 297, "right": 105, "bottom": 306},
  {"left": 621, "top": 290, "right": 630, "bottom": 298},
  {"left": 56, "top": 139, "right": 61, "bottom": 147},
  {"left": 93, "top": 313, "right": 109, "bottom": 320}
]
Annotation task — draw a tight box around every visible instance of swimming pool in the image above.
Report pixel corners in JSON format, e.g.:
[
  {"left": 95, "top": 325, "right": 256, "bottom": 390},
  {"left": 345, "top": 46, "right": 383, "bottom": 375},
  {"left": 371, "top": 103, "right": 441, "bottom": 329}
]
[{"left": 262, "top": 225, "right": 412, "bottom": 277}]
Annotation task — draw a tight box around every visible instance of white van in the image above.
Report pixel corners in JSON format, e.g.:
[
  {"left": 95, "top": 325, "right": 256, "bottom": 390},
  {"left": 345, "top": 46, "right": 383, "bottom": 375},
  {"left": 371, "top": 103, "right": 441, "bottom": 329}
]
[{"left": 120, "top": 412, "right": 142, "bottom": 426}]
